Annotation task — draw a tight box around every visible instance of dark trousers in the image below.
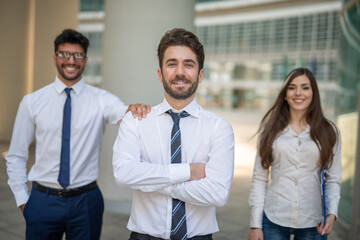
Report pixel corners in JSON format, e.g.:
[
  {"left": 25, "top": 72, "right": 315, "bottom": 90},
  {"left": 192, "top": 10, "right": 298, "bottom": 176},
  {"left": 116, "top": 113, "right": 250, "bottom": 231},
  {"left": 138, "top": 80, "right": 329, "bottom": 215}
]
[
  {"left": 23, "top": 186, "right": 104, "bottom": 240},
  {"left": 129, "top": 231, "right": 213, "bottom": 240},
  {"left": 263, "top": 212, "right": 327, "bottom": 240}
]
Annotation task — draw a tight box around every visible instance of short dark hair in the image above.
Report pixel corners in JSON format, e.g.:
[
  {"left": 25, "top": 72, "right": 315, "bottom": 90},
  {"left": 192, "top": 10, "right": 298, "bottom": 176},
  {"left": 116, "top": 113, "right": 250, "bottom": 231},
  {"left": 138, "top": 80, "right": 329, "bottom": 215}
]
[
  {"left": 54, "top": 29, "right": 89, "bottom": 54},
  {"left": 157, "top": 28, "right": 205, "bottom": 71}
]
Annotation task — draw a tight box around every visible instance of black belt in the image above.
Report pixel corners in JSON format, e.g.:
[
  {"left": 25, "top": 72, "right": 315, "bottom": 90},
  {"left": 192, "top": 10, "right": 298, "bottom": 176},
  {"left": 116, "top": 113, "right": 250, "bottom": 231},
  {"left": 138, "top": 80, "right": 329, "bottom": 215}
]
[
  {"left": 130, "top": 232, "right": 212, "bottom": 240},
  {"left": 33, "top": 181, "right": 97, "bottom": 197}
]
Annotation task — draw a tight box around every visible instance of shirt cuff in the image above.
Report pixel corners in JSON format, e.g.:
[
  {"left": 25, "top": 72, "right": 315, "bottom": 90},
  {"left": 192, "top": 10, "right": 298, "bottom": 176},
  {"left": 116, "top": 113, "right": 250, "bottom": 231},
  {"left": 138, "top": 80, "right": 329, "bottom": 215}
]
[
  {"left": 326, "top": 196, "right": 340, "bottom": 219},
  {"left": 14, "top": 190, "right": 30, "bottom": 207},
  {"left": 169, "top": 163, "right": 190, "bottom": 184},
  {"left": 250, "top": 206, "right": 264, "bottom": 229}
]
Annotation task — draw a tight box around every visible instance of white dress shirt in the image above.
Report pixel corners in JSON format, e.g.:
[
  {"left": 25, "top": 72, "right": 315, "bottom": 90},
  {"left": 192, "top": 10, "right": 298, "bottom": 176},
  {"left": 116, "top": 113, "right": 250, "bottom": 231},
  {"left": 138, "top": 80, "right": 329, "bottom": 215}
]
[
  {"left": 113, "top": 98, "right": 234, "bottom": 239},
  {"left": 6, "top": 77, "right": 127, "bottom": 207},
  {"left": 249, "top": 125, "right": 342, "bottom": 229}
]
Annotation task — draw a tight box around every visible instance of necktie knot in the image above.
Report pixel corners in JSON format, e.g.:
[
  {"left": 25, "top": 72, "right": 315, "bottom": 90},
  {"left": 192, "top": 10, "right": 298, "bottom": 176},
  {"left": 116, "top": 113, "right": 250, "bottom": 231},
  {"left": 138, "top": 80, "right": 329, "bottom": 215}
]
[
  {"left": 166, "top": 110, "right": 190, "bottom": 126},
  {"left": 65, "top": 88, "right": 72, "bottom": 97}
]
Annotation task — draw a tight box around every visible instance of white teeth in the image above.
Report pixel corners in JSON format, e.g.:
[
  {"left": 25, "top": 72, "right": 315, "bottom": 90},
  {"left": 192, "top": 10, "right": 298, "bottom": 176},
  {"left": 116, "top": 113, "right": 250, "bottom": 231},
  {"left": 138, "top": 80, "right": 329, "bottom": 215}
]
[
  {"left": 294, "top": 99, "right": 304, "bottom": 103},
  {"left": 65, "top": 67, "right": 76, "bottom": 71},
  {"left": 174, "top": 81, "right": 186, "bottom": 84}
]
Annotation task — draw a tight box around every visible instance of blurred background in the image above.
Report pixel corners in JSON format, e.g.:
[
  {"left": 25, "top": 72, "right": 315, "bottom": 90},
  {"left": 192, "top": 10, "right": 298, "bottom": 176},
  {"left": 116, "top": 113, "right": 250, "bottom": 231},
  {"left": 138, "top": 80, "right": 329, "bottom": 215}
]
[{"left": 0, "top": 0, "right": 359, "bottom": 239}]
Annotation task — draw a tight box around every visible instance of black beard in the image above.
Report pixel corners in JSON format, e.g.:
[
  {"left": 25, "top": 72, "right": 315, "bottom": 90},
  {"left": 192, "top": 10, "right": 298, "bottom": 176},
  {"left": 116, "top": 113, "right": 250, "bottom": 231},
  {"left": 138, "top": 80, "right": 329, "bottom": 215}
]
[
  {"left": 162, "top": 74, "right": 199, "bottom": 100},
  {"left": 56, "top": 63, "right": 84, "bottom": 81}
]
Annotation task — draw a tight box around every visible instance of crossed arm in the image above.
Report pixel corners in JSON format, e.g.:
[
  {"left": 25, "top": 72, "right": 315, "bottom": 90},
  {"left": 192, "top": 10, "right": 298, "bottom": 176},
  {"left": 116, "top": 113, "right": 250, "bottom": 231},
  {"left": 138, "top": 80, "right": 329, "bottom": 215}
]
[{"left": 112, "top": 114, "right": 234, "bottom": 207}]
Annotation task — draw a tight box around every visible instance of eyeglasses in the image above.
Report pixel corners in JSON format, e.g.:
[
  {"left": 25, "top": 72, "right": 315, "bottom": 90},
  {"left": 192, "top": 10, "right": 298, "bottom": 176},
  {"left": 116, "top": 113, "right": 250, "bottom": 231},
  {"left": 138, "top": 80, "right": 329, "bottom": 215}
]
[{"left": 55, "top": 51, "right": 86, "bottom": 62}]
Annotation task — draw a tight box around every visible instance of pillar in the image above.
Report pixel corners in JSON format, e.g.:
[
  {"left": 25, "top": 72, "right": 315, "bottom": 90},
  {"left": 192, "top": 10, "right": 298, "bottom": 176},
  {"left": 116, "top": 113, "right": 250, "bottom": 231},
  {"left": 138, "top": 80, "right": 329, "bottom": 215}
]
[
  {"left": 0, "top": 0, "right": 78, "bottom": 141},
  {"left": 100, "top": 0, "right": 195, "bottom": 213}
]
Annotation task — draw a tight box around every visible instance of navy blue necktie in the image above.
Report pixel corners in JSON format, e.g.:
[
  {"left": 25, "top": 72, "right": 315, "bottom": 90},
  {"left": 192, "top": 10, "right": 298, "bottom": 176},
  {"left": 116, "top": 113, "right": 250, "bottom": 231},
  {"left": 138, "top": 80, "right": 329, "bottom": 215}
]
[
  {"left": 58, "top": 88, "right": 72, "bottom": 189},
  {"left": 167, "top": 110, "right": 190, "bottom": 240}
]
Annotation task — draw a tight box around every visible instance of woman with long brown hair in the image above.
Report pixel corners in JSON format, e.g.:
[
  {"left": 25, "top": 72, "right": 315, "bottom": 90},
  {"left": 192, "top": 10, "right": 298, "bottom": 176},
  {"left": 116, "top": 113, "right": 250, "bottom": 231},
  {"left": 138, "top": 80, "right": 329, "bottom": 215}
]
[{"left": 248, "top": 68, "right": 342, "bottom": 240}]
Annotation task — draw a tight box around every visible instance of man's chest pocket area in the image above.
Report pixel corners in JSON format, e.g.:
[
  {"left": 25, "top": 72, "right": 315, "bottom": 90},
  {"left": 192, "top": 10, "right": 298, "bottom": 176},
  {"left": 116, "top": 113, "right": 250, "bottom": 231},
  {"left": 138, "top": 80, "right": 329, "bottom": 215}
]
[{"left": 181, "top": 130, "right": 211, "bottom": 164}]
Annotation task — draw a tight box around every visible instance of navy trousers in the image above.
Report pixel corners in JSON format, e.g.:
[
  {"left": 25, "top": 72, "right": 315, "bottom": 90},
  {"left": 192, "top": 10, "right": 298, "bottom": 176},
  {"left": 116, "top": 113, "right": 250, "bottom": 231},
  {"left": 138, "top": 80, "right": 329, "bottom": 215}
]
[{"left": 23, "top": 186, "right": 104, "bottom": 240}]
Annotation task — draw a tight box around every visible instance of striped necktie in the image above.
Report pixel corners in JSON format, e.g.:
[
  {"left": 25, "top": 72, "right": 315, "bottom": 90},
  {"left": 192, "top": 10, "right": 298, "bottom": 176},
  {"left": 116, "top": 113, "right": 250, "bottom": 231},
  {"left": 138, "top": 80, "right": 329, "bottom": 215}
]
[
  {"left": 167, "top": 110, "right": 190, "bottom": 240},
  {"left": 58, "top": 88, "right": 72, "bottom": 189}
]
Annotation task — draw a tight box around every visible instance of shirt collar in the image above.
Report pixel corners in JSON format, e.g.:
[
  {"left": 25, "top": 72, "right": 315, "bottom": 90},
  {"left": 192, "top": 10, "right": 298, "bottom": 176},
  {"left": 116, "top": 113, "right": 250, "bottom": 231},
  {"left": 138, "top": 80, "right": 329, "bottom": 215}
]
[
  {"left": 54, "top": 76, "right": 85, "bottom": 95},
  {"left": 158, "top": 98, "right": 200, "bottom": 118}
]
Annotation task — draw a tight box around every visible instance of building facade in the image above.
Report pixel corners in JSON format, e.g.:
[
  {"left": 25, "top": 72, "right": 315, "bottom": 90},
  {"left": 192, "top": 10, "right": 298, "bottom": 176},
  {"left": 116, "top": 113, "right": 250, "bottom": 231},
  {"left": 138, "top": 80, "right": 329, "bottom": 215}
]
[{"left": 195, "top": 0, "right": 341, "bottom": 119}]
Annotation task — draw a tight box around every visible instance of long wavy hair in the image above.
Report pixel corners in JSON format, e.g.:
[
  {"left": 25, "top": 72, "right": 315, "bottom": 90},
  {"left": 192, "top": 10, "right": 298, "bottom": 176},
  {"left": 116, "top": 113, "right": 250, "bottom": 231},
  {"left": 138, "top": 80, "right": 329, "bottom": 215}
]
[{"left": 258, "top": 67, "right": 338, "bottom": 170}]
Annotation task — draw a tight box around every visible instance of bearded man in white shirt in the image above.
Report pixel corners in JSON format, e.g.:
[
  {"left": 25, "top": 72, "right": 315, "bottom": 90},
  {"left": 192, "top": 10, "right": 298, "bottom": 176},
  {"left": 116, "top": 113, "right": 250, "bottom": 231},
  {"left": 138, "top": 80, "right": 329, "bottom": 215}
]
[
  {"left": 112, "top": 28, "right": 235, "bottom": 240},
  {"left": 5, "top": 29, "right": 149, "bottom": 240}
]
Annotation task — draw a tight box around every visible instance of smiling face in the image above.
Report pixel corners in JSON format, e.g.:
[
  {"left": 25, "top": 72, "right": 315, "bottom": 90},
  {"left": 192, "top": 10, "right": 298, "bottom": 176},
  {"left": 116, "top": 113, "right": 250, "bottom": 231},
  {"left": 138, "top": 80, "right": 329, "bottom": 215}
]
[
  {"left": 53, "top": 43, "right": 87, "bottom": 86},
  {"left": 158, "top": 45, "right": 203, "bottom": 107},
  {"left": 285, "top": 74, "right": 313, "bottom": 116}
]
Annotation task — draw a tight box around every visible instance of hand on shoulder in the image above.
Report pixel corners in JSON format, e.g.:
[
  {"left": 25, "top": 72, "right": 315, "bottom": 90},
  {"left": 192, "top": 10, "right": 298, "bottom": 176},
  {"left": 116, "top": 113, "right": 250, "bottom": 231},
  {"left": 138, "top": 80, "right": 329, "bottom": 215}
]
[{"left": 121, "top": 103, "right": 151, "bottom": 124}]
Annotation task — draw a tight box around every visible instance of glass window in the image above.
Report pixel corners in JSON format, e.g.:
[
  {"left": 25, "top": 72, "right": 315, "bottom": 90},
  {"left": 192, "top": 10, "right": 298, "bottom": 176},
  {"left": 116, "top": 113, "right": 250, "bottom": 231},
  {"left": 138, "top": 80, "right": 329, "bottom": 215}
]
[
  {"left": 262, "top": 21, "right": 271, "bottom": 52},
  {"left": 236, "top": 23, "right": 245, "bottom": 53},
  {"left": 214, "top": 25, "right": 221, "bottom": 54},
  {"left": 302, "top": 15, "right": 313, "bottom": 50},
  {"left": 83, "top": 31, "right": 103, "bottom": 55},
  {"left": 80, "top": 0, "right": 104, "bottom": 11},
  {"left": 225, "top": 24, "right": 232, "bottom": 54},
  {"left": 274, "top": 19, "right": 285, "bottom": 51},
  {"left": 80, "top": 31, "right": 103, "bottom": 84},
  {"left": 196, "top": 27, "right": 204, "bottom": 42},
  {"left": 207, "top": 26, "right": 216, "bottom": 54},
  {"left": 288, "top": 17, "right": 299, "bottom": 50},
  {"left": 203, "top": 26, "right": 209, "bottom": 48},
  {"left": 249, "top": 22, "right": 258, "bottom": 53},
  {"left": 316, "top": 12, "right": 329, "bottom": 50},
  {"left": 331, "top": 12, "right": 340, "bottom": 49},
  {"left": 217, "top": 25, "right": 227, "bottom": 54}
]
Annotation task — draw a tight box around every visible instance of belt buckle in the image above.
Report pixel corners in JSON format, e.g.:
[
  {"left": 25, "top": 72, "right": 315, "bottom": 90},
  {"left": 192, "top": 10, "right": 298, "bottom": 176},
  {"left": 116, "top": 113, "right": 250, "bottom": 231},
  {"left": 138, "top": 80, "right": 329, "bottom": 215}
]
[{"left": 59, "top": 188, "right": 69, "bottom": 197}]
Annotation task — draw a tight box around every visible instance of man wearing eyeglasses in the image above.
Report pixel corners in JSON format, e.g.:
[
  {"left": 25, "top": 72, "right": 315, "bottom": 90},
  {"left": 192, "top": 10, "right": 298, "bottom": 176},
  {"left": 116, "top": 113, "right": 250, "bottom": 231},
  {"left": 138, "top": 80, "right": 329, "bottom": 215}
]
[{"left": 5, "top": 29, "right": 149, "bottom": 240}]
